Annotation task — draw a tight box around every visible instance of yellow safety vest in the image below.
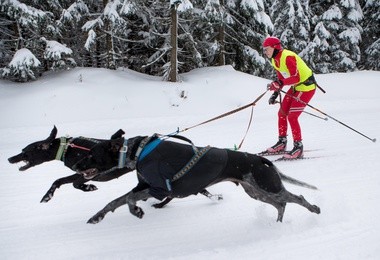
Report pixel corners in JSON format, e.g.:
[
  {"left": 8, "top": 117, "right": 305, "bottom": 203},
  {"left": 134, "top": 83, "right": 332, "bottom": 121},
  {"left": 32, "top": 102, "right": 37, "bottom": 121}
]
[{"left": 271, "top": 49, "right": 316, "bottom": 92}]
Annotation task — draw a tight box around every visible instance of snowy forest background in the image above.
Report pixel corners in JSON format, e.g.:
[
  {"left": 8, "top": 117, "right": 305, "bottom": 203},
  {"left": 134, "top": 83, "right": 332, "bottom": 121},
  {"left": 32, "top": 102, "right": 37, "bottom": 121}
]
[{"left": 0, "top": 0, "right": 379, "bottom": 82}]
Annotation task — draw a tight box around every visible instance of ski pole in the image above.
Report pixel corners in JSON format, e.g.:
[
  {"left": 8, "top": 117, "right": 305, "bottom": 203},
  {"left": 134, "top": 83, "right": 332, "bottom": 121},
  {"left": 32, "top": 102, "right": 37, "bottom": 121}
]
[
  {"left": 303, "top": 110, "right": 328, "bottom": 121},
  {"left": 179, "top": 90, "right": 268, "bottom": 133},
  {"left": 274, "top": 101, "right": 328, "bottom": 121},
  {"left": 278, "top": 89, "right": 376, "bottom": 143}
]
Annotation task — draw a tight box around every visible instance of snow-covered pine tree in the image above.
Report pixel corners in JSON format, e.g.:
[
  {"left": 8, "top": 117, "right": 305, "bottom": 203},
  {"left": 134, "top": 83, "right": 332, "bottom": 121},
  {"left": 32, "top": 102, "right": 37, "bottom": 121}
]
[
  {"left": 54, "top": 0, "right": 89, "bottom": 68},
  {"left": 140, "top": 0, "right": 199, "bottom": 79},
  {"left": 360, "top": 0, "right": 379, "bottom": 70},
  {"left": 270, "top": 0, "right": 311, "bottom": 54},
  {"left": 311, "top": 0, "right": 363, "bottom": 72},
  {"left": 176, "top": 0, "right": 204, "bottom": 72},
  {"left": 41, "top": 37, "right": 76, "bottom": 71},
  {"left": 302, "top": 0, "right": 335, "bottom": 73},
  {"left": 301, "top": 20, "right": 333, "bottom": 73},
  {"left": 82, "top": 0, "right": 136, "bottom": 69},
  {"left": 138, "top": 0, "right": 172, "bottom": 76},
  {"left": 230, "top": 0, "right": 273, "bottom": 76},
  {"left": 193, "top": 0, "right": 226, "bottom": 67},
  {"left": 192, "top": 0, "right": 272, "bottom": 76},
  {"left": 0, "top": 0, "right": 51, "bottom": 80},
  {"left": 334, "top": 0, "right": 363, "bottom": 72},
  {"left": 1, "top": 48, "right": 41, "bottom": 82}
]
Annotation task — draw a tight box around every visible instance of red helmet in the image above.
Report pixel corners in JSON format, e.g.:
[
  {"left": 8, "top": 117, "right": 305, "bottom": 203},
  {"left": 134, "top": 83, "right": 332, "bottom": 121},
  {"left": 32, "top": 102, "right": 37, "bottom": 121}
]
[{"left": 262, "top": 36, "right": 282, "bottom": 50}]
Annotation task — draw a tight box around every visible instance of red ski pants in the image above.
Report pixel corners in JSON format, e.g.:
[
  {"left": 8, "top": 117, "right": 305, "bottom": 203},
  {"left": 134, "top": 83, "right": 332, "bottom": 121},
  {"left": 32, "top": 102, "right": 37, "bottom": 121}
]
[{"left": 278, "top": 88, "right": 316, "bottom": 142}]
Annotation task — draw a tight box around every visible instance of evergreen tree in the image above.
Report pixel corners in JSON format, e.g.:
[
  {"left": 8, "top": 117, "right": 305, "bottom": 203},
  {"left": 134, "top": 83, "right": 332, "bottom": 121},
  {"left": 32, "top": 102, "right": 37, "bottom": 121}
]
[
  {"left": 54, "top": 0, "right": 90, "bottom": 67},
  {"left": 192, "top": 0, "right": 273, "bottom": 76},
  {"left": 1, "top": 48, "right": 41, "bottom": 82},
  {"left": 0, "top": 0, "right": 50, "bottom": 80},
  {"left": 306, "top": 0, "right": 363, "bottom": 73},
  {"left": 82, "top": 0, "right": 138, "bottom": 69},
  {"left": 360, "top": 0, "right": 380, "bottom": 70},
  {"left": 270, "top": 0, "right": 311, "bottom": 53},
  {"left": 303, "top": 0, "right": 336, "bottom": 73},
  {"left": 230, "top": 0, "right": 273, "bottom": 76},
  {"left": 0, "top": 0, "right": 377, "bottom": 82},
  {"left": 41, "top": 37, "right": 76, "bottom": 70},
  {"left": 334, "top": 0, "right": 363, "bottom": 72}
]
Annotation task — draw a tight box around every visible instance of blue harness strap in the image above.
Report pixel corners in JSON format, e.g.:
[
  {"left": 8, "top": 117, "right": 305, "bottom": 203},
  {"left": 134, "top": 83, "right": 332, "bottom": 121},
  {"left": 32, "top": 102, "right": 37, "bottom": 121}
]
[{"left": 138, "top": 138, "right": 162, "bottom": 161}]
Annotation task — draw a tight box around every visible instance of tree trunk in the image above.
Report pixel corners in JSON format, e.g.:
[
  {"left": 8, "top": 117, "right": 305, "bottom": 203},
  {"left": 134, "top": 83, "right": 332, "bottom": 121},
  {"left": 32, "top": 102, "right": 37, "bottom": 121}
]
[
  {"left": 218, "top": 0, "right": 225, "bottom": 66},
  {"left": 169, "top": 3, "right": 178, "bottom": 82},
  {"left": 218, "top": 22, "right": 225, "bottom": 66}
]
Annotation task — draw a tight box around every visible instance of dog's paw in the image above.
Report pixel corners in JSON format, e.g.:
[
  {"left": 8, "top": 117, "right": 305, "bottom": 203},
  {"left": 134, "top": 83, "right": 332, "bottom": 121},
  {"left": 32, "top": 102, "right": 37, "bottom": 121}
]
[
  {"left": 152, "top": 202, "right": 166, "bottom": 208},
  {"left": 311, "top": 205, "right": 321, "bottom": 214},
  {"left": 40, "top": 193, "right": 53, "bottom": 203},
  {"left": 83, "top": 184, "right": 98, "bottom": 192},
  {"left": 87, "top": 214, "right": 104, "bottom": 224},
  {"left": 132, "top": 206, "right": 145, "bottom": 219},
  {"left": 210, "top": 194, "right": 223, "bottom": 201}
]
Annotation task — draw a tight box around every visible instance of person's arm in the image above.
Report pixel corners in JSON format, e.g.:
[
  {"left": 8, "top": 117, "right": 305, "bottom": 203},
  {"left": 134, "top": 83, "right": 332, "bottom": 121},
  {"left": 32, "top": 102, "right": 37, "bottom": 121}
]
[{"left": 281, "top": 56, "right": 300, "bottom": 85}]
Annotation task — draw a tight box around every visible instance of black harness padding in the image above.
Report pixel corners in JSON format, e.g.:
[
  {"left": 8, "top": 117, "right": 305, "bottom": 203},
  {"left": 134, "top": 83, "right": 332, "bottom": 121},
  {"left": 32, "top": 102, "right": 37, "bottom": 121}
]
[
  {"left": 296, "top": 74, "right": 326, "bottom": 93},
  {"left": 136, "top": 140, "right": 227, "bottom": 200}
]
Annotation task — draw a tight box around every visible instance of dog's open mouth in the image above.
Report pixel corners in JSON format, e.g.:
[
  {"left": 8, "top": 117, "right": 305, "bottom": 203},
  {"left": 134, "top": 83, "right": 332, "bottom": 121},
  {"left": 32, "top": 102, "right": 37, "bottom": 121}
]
[
  {"left": 8, "top": 155, "right": 30, "bottom": 171},
  {"left": 19, "top": 161, "right": 31, "bottom": 171},
  {"left": 81, "top": 168, "right": 99, "bottom": 180}
]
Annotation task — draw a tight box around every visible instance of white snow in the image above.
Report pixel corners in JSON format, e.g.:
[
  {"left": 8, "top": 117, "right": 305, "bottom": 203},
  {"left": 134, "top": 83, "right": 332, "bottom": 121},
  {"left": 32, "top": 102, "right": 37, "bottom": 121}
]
[
  {"left": 7, "top": 48, "right": 41, "bottom": 68},
  {"left": 1, "top": 65, "right": 379, "bottom": 259},
  {"left": 41, "top": 38, "right": 73, "bottom": 60},
  {"left": 176, "top": 0, "right": 193, "bottom": 12},
  {"left": 322, "top": 5, "right": 343, "bottom": 21}
]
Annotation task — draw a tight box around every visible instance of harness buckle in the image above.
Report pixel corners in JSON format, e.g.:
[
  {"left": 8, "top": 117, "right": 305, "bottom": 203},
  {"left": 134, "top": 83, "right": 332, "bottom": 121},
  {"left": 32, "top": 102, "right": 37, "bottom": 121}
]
[{"left": 118, "top": 139, "right": 129, "bottom": 168}]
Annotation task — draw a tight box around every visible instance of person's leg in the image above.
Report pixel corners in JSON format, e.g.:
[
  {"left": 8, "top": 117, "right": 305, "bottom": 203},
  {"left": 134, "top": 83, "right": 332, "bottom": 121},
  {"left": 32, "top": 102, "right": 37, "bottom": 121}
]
[
  {"left": 288, "top": 89, "right": 315, "bottom": 142},
  {"left": 278, "top": 90, "right": 293, "bottom": 137},
  {"left": 283, "top": 89, "right": 316, "bottom": 159},
  {"left": 266, "top": 90, "right": 293, "bottom": 153}
]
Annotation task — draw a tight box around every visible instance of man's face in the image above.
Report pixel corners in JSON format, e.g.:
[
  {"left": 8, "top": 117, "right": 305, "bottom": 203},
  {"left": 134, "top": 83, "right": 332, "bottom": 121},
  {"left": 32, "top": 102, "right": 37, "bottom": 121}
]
[{"left": 263, "top": 46, "right": 274, "bottom": 58}]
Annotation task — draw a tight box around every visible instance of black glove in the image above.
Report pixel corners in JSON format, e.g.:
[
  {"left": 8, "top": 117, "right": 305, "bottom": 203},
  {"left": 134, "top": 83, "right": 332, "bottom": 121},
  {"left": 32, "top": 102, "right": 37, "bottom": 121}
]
[{"left": 268, "top": 91, "right": 279, "bottom": 105}]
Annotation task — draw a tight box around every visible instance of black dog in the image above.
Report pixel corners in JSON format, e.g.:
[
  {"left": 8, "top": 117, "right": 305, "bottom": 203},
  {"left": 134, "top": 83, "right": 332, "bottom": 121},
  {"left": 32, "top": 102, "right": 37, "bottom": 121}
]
[
  {"left": 8, "top": 127, "right": 219, "bottom": 207},
  {"left": 8, "top": 126, "right": 130, "bottom": 203},
  {"left": 75, "top": 134, "right": 321, "bottom": 224}
]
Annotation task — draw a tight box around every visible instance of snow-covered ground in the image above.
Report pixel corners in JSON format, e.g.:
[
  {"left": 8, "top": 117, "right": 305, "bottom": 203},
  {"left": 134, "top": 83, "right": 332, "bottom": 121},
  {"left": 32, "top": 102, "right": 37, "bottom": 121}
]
[{"left": 1, "top": 66, "right": 379, "bottom": 259}]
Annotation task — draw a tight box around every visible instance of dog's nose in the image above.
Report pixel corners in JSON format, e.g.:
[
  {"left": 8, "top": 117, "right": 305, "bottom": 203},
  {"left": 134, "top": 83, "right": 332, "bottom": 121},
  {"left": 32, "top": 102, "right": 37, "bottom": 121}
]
[{"left": 8, "top": 155, "right": 18, "bottom": 163}]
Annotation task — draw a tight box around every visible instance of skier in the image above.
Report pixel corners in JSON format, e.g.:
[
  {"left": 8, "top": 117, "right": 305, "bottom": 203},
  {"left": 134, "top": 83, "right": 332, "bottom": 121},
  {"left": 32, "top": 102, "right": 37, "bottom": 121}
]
[{"left": 262, "top": 36, "right": 317, "bottom": 159}]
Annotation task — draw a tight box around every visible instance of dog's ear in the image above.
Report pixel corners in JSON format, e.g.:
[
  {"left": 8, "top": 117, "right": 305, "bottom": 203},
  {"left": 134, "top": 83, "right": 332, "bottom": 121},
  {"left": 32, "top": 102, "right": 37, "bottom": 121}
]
[
  {"left": 110, "top": 137, "right": 124, "bottom": 153},
  {"left": 44, "top": 126, "right": 58, "bottom": 144},
  {"left": 110, "top": 129, "right": 125, "bottom": 140}
]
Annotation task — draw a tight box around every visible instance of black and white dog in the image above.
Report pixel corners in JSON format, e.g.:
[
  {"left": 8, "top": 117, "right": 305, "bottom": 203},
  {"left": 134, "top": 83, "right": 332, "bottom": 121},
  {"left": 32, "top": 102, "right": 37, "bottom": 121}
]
[
  {"left": 8, "top": 127, "right": 218, "bottom": 207},
  {"left": 75, "top": 134, "right": 321, "bottom": 224}
]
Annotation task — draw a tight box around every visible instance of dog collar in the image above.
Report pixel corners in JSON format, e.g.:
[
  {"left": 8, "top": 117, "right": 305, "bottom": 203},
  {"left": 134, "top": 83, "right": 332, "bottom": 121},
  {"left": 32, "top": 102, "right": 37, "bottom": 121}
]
[
  {"left": 55, "top": 137, "right": 68, "bottom": 161},
  {"left": 118, "top": 138, "right": 129, "bottom": 168}
]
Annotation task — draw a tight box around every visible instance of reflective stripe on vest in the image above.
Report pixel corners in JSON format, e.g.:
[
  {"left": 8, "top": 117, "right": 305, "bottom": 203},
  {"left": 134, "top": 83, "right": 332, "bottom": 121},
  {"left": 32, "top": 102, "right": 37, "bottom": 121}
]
[{"left": 271, "top": 49, "right": 316, "bottom": 92}]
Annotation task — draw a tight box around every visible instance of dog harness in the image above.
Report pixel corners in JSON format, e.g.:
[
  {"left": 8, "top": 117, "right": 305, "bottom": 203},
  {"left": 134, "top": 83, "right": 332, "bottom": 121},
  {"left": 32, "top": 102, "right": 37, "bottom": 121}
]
[
  {"left": 137, "top": 135, "right": 212, "bottom": 191},
  {"left": 55, "top": 137, "right": 68, "bottom": 161},
  {"left": 55, "top": 136, "right": 97, "bottom": 162},
  {"left": 113, "top": 134, "right": 214, "bottom": 194},
  {"left": 171, "top": 145, "right": 211, "bottom": 182}
]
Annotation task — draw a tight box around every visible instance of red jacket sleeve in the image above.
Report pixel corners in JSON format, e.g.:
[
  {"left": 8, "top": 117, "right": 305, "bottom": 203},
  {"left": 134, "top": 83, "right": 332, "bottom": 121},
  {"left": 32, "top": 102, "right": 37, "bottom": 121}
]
[{"left": 280, "top": 55, "right": 300, "bottom": 86}]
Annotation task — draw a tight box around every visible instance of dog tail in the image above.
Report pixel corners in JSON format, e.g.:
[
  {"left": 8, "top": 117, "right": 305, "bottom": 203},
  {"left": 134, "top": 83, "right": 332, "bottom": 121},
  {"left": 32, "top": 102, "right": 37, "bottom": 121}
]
[
  {"left": 260, "top": 157, "right": 318, "bottom": 190},
  {"left": 279, "top": 170, "right": 318, "bottom": 190},
  {"left": 273, "top": 165, "right": 318, "bottom": 190},
  {"left": 279, "top": 172, "right": 318, "bottom": 190}
]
